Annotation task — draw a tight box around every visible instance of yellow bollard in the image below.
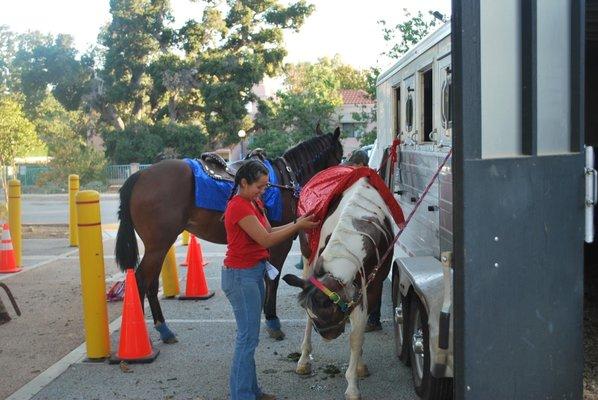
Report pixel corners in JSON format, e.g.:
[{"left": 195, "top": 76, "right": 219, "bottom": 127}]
[
  {"left": 181, "top": 230, "right": 189, "bottom": 246},
  {"left": 160, "top": 246, "right": 180, "bottom": 298},
  {"left": 8, "top": 180, "right": 22, "bottom": 267},
  {"left": 69, "top": 174, "right": 79, "bottom": 247},
  {"left": 76, "top": 190, "right": 109, "bottom": 360}
]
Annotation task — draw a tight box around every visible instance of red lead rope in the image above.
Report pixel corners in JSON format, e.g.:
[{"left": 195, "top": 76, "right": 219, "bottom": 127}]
[{"left": 357, "top": 147, "right": 453, "bottom": 300}]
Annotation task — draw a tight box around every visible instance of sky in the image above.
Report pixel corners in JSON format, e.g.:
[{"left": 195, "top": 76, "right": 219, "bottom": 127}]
[{"left": 0, "top": 0, "right": 451, "bottom": 71}]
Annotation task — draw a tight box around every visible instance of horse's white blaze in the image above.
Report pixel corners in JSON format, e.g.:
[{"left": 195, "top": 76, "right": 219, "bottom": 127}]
[{"left": 319, "top": 178, "right": 391, "bottom": 284}]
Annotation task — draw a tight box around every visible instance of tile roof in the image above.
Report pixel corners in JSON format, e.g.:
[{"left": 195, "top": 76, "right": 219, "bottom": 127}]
[{"left": 340, "top": 89, "right": 375, "bottom": 105}]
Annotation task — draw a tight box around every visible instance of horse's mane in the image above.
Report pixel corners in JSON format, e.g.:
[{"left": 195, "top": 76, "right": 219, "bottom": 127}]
[
  {"left": 319, "top": 179, "right": 392, "bottom": 284},
  {"left": 279, "top": 133, "right": 341, "bottom": 185}
]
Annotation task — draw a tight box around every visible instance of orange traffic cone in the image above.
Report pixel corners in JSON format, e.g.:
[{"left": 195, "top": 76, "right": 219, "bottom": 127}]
[
  {"left": 179, "top": 236, "right": 214, "bottom": 300},
  {"left": 110, "top": 269, "right": 159, "bottom": 364},
  {"left": 0, "top": 223, "right": 20, "bottom": 273},
  {"left": 180, "top": 235, "right": 208, "bottom": 267}
]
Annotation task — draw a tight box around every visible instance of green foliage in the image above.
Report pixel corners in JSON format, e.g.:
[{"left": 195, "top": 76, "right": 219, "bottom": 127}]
[
  {"left": 11, "top": 33, "right": 91, "bottom": 111},
  {"left": 100, "top": 0, "right": 174, "bottom": 121},
  {"left": 0, "top": 95, "right": 41, "bottom": 167},
  {"left": 379, "top": 10, "right": 447, "bottom": 60},
  {"left": 31, "top": 95, "right": 86, "bottom": 154},
  {"left": 252, "top": 56, "right": 374, "bottom": 155},
  {"left": 37, "top": 144, "right": 107, "bottom": 189},
  {"left": 31, "top": 94, "right": 108, "bottom": 188},
  {"left": 249, "top": 129, "right": 293, "bottom": 158},
  {"left": 103, "top": 121, "right": 208, "bottom": 164}
]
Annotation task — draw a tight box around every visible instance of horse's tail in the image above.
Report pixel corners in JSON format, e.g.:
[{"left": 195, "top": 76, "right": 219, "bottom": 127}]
[{"left": 115, "top": 171, "right": 142, "bottom": 271}]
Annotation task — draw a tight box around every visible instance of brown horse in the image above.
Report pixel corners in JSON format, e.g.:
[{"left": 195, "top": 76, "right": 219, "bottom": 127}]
[{"left": 115, "top": 128, "right": 343, "bottom": 343}]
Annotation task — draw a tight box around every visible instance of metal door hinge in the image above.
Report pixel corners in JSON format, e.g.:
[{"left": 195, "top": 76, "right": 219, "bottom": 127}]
[{"left": 585, "top": 146, "right": 596, "bottom": 243}]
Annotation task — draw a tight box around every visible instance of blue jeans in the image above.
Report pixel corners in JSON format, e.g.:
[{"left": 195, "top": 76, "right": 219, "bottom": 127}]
[{"left": 221, "top": 261, "right": 266, "bottom": 400}]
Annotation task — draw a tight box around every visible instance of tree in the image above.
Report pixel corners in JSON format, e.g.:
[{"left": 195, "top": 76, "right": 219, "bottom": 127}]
[
  {"left": 253, "top": 56, "right": 371, "bottom": 156},
  {"left": 354, "top": 10, "right": 448, "bottom": 146},
  {"left": 187, "top": 0, "right": 315, "bottom": 146},
  {"left": 31, "top": 94, "right": 108, "bottom": 189},
  {"left": 99, "top": 0, "right": 174, "bottom": 127},
  {"left": 378, "top": 10, "right": 447, "bottom": 61},
  {"left": 0, "top": 95, "right": 41, "bottom": 200},
  {"left": 11, "top": 33, "right": 92, "bottom": 113}
]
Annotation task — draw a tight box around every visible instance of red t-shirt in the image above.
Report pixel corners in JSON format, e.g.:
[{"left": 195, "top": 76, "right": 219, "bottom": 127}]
[{"left": 224, "top": 195, "right": 270, "bottom": 268}]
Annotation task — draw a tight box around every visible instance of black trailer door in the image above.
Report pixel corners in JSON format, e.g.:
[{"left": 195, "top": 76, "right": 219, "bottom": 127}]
[{"left": 453, "top": 0, "right": 584, "bottom": 398}]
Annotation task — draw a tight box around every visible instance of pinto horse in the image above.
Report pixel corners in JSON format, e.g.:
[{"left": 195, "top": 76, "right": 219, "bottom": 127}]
[
  {"left": 115, "top": 127, "right": 343, "bottom": 343},
  {"left": 284, "top": 168, "right": 403, "bottom": 400}
]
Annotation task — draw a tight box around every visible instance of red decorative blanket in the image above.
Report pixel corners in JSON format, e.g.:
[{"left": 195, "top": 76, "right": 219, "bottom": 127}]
[{"left": 297, "top": 166, "right": 405, "bottom": 264}]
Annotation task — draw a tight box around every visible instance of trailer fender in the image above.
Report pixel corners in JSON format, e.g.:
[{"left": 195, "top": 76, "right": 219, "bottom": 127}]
[{"left": 396, "top": 256, "right": 454, "bottom": 378}]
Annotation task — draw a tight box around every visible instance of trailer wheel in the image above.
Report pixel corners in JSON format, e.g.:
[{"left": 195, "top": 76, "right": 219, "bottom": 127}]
[
  {"left": 392, "top": 263, "right": 410, "bottom": 365},
  {"left": 409, "top": 297, "right": 453, "bottom": 400}
]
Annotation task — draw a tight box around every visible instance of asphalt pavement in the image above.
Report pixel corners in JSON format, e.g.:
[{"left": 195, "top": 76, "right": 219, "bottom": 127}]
[
  {"left": 4, "top": 242, "right": 417, "bottom": 400},
  {"left": 21, "top": 194, "right": 119, "bottom": 225}
]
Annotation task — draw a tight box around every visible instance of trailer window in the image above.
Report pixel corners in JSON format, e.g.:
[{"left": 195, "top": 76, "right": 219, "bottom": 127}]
[
  {"left": 422, "top": 69, "right": 433, "bottom": 142},
  {"left": 406, "top": 89, "right": 414, "bottom": 132}
]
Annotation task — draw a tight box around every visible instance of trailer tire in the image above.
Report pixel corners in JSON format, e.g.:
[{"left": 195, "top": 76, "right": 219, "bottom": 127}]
[
  {"left": 392, "top": 263, "right": 410, "bottom": 365},
  {"left": 409, "top": 297, "right": 453, "bottom": 400}
]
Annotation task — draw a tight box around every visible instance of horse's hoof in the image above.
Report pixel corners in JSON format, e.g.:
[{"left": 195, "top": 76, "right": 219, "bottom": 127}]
[
  {"left": 357, "top": 364, "right": 370, "bottom": 378},
  {"left": 296, "top": 363, "right": 311, "bottom": 375},
  {"left": 266, "top": 328, "right": 285, "bottom": 341},
  {"left": 364, "top": 322, "right": 382, "bottom": 332},
  {"left": 345, "top": 394, "right": 362, "bottom": 400},
  {"left": 163, "top": 336, "right": 179, "bottom": 344},
  {"left": 155, "top": 322, "right": 177, "bottom": 344}
]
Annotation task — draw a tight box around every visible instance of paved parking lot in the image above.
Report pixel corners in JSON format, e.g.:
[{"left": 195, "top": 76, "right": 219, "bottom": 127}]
[{"left": 2, "top": 226, "right": 417, "bottom": 400}]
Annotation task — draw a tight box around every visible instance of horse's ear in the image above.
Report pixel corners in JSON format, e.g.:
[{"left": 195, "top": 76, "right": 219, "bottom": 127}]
[
  {"left": 316, "top": 121, "right": 323, "bottom": 135},
  {"left": 333, "top": 127, "right": 341, "bottom": 139},
  {"left": 282, "top": 274, "right": 308, "bottom": 289}
]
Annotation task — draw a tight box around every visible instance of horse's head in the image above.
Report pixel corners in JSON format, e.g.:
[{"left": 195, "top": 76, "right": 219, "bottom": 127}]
[
  {"left": 281, "top": 126, "right": 343, "bottom": 185},
  {"left": 283, "top": 258, "right": 356, "bottom": 340},
  {"left": 321, "top": 127, "right": 344, "bottom": 170}
]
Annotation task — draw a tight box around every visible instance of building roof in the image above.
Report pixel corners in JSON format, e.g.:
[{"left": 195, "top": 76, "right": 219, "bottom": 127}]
[{"left": 340, "top": 89, "right": 375, "bottom": 105}]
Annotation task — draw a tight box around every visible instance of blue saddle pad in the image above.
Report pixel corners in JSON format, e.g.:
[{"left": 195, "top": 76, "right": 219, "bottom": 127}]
[{"left": 184, "top": 158, "right": 283, "bottom": 222}]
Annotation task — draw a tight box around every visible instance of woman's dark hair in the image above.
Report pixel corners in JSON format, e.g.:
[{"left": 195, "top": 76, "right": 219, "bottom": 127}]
[
  {"left": 226, "top": 159, "right": 269, "bottom": 200},
  {"left": 221, "top": 160, "right": 269, "bottom": 221}
]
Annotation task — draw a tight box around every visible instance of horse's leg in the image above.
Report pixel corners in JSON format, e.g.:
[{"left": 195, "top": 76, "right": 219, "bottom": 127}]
[
  {"left": 345, "top": 308, "right": 368, "bottom": 400},
  {"left": 137, "top": 247, "right": 177, "bottom": 343},
  {"left": 263, "top": 239, "right": 292, "bottom": 340},
  {"left": 296, "top": 316, "right": 313, "bottom": 375},
  {"left": 148, "top": 273, "right": 178, "bottom": 344}
]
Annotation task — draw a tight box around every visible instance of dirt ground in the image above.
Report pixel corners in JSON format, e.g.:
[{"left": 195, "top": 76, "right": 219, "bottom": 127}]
[{"left": 21, "top": 224, "right": 69, "bottom": 239}]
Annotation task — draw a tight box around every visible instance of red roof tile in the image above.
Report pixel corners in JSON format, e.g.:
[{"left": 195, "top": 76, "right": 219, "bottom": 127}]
[{"left": 340, "top": 89, "right": 375, "bottom": 105}]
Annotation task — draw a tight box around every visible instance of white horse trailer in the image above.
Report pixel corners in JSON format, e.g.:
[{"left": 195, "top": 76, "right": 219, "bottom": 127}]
[{"left": 373, "top": 22, "right": 455, "bottom": 400}]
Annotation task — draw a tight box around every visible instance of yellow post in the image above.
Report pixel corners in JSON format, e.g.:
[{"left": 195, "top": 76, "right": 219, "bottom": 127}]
[
  {"left": 69, "top": 174, "right": 80, "bottom": 247},
  {"left": 181, "top": 230, "right": 189, "bottom": 246},
  {"left": 76, "top": 190, "right": 109, "bottom": 359},
  {"left": 8, "top": 180, "right": 22, "bottom": 267},
  {"left": 160, "top": 246, "right": 180, "bottom": 298}
]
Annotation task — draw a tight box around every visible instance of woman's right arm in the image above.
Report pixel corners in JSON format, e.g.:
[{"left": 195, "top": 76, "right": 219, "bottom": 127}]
[{"left": 237, "top": 214, "right": 318, "bottom": 249}]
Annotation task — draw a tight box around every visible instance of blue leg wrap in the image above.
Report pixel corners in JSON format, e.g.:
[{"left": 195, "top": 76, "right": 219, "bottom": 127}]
[
  {"left": 155, "top": 322, "right": 176, "bottom": 341},
  {"left": 265, "top": 317, "right": 281, "bottom": 331}
]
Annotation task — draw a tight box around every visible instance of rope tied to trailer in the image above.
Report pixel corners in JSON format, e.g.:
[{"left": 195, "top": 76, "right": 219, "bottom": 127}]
[{"left": 307, "top": 146, "right": 453, "bottom": 318}]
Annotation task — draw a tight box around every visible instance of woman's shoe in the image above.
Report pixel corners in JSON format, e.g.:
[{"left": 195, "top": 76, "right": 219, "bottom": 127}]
[{"left": 259, "top": 394, "right": 276, "bottom": 400}]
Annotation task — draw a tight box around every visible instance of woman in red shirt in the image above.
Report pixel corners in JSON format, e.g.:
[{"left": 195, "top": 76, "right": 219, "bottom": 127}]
[{"left": 222, "top": 160, "right": 317, "bottom": 400}]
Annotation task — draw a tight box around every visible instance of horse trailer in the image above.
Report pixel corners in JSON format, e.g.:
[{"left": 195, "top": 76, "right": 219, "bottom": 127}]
[
  {"left": 373, "top": 4, "right": 594, "bottom": 397},
  {"left": 372, "top": 22, "right": 455, "bottom": 400}
]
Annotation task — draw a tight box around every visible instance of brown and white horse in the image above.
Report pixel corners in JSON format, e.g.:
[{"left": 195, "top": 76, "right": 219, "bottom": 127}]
[{"left": 283, "top": 177, "right": 395, "bottom": 400}]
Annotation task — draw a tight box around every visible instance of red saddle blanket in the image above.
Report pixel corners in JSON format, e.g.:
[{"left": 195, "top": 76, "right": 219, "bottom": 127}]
[{"left": 297, "top": 166, "right": 405, "bottom": 264}]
